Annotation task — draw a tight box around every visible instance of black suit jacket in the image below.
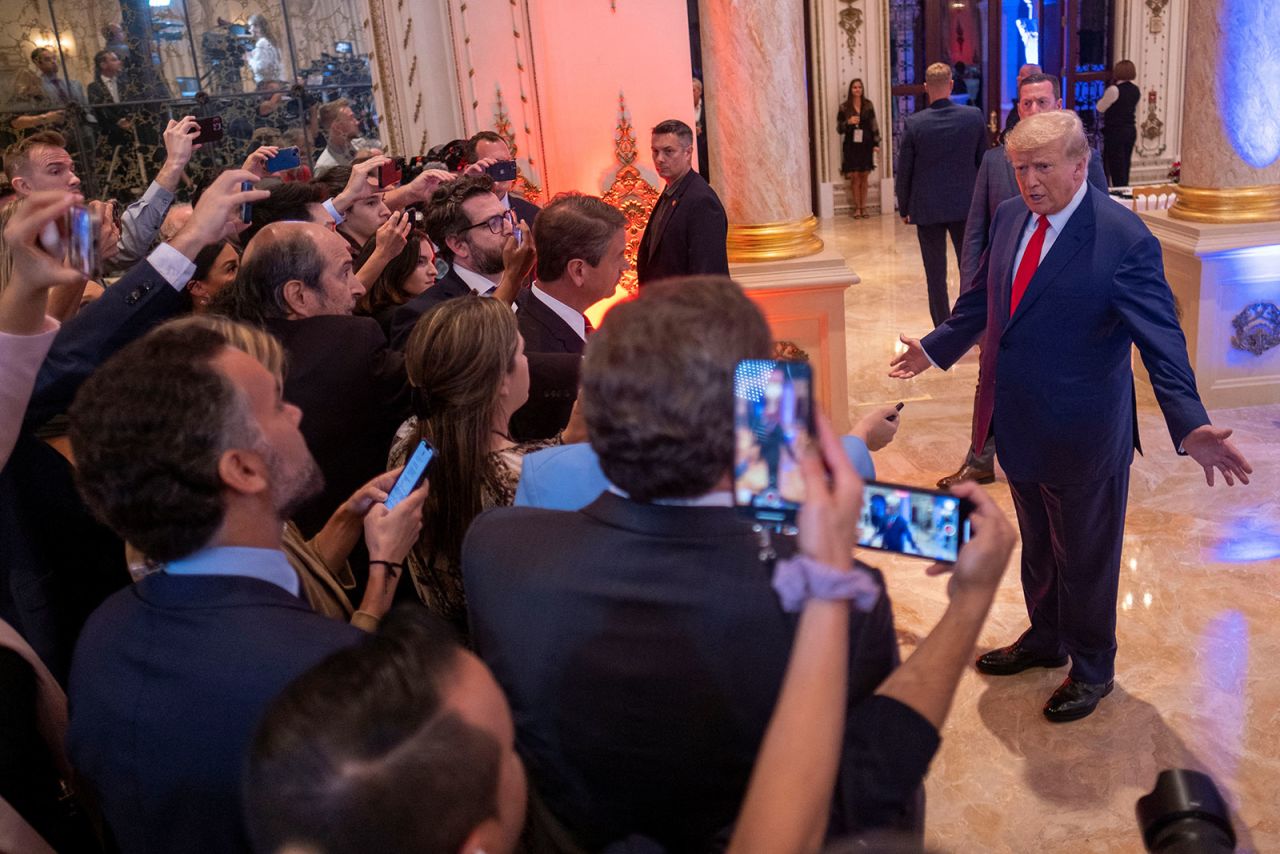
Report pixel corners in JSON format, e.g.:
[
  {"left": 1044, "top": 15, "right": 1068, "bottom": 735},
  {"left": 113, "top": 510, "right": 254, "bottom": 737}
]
[
  {"left": 509, "top": 288, "right": 583, "bottom": 441},
  {"left": 636, "top": 170, "right": 729, "bottom": 285},
  {"left": 508, "top": 194, "right": 541, "bottom": 228},
  {"left": 264, "top": 315, "right": 409, "bottom": 536},
  {"left": 462, "top": 494, "right": 937, "bottom": 849},
  {"left": 1, "top": 260, "right": 184, "bottom": 684},
  {"left": 67, "top": 573, "right": 362, "bottom": 854},
  {"left": 389, "top": 267, "right": 471, "bottom": 350},
  {"left": 894, "top": 98, "right": 987, "bottom": 225},
  {"left": 87, "top": 79, "right": 131, "bottom": 147}
]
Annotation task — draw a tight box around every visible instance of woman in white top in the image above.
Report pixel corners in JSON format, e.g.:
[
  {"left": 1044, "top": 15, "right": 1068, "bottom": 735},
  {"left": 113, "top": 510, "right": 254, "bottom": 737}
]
[{"left": 246, "top": 14, "right": 285, "bottom": 86}]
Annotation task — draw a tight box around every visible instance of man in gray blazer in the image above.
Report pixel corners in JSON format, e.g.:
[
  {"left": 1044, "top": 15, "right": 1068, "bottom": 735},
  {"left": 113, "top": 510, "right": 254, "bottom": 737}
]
[
  {"left": 937, "top": 75, "right": 1109, "bottom": 489},
  {"left": 895, "top": 62, "right": 987, "bottom": 327}
]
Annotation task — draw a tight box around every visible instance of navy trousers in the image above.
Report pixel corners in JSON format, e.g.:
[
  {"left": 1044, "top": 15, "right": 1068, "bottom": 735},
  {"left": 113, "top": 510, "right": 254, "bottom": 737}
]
[
  {"left": 1007, "top": 469, "right": 1130, "bottom": 684},
  {"left": 915, "top": 220, "right": 966, "bottom": 328}
]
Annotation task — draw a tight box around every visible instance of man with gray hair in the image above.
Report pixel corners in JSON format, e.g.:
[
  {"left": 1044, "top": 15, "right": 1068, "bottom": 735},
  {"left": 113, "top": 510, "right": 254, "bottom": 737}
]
[
  {"left": 891, "top": 110, "right": 1251, "bottom": 722},
  {"left": 894, "top": 61, "right": 987, "bottom": 327}
]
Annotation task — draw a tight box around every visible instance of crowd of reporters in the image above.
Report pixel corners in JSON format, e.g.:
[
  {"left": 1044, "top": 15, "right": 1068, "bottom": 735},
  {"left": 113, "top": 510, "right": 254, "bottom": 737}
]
[{"left": 0, "top": 119, "right": 1025, "bottom": 854}]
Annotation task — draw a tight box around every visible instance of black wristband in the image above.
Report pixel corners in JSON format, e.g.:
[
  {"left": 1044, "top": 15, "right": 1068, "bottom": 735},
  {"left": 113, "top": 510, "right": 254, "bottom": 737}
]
[{"left": 368, "top": 560, "right": 405, "bottom": 572}]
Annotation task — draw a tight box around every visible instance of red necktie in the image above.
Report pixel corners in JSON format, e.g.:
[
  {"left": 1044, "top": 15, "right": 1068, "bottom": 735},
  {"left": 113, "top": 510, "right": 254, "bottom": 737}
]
[{"left": 1010, "top": 215, "right": 1050, "bottom": 316}]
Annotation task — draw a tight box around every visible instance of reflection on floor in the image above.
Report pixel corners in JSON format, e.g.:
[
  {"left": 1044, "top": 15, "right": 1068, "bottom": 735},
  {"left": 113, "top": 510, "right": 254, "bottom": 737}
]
[{"left": 826, "top": 213, "right": 1279, "bottom": 853}]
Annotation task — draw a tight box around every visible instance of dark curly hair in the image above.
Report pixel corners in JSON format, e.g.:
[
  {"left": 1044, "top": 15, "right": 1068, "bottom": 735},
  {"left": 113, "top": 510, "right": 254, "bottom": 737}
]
[
  {"left": 68, "top": 324, "right": 257, "bottom": 562},
  {"left": 423, "top": 173, "right": 495, "bottom": 262},
  {"left": 582, "top": 276, "right": 772, "bottom": 501}
]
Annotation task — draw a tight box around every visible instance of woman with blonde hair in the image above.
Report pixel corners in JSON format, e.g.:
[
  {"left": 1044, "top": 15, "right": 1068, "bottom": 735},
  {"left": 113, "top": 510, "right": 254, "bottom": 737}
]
[{"left": 390, "top": 296, "right": 568, "bottom": 637}]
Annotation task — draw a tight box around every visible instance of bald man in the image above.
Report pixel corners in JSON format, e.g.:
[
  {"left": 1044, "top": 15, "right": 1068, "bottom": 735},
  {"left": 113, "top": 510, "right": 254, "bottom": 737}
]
[{"left": 215, "top": 221, "right": 410, "bottom": 540}]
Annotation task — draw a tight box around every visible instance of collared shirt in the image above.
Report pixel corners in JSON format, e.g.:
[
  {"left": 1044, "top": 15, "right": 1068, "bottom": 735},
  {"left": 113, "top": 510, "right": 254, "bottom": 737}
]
[
  {"left": 454, "top": 263, "right": 499, "bottom": 296},
  {"left": 164, "top": 545, "right": 300, "bottom": 597},
  {"left": 103, "top": 76, "right": 120, "bottom": 103},
  {"left": 607, "top": 484, "right": 734, "bottom": 508},
  {"left": 532, "top": 284, "right": 586, "bottom": 341},
  {"left": 1010, "top": 178, "right": 1090, "bottom": 273}
]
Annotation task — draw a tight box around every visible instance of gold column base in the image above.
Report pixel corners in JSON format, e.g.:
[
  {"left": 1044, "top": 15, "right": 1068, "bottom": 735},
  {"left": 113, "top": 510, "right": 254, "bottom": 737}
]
[
  {"left": 1169, "top": 183, "right": 1280, "bottom": 224},
  {"left": 726, "top": 215, "right": 824, "bottom": 263}
]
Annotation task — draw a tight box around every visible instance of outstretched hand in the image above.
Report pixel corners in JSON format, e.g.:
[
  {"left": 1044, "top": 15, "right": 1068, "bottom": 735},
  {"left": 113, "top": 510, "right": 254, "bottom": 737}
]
[
  {"left": 1182, "top": 425, "right": 1252, "bottom": 486},
  {"left": 888, "top": 333, "right": 932, "bottom": 379}
]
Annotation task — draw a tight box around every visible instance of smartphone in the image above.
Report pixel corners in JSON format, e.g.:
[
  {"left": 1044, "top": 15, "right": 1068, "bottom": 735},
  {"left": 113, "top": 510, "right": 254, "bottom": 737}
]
[
  {"left": 385, "top": 440, "right": 434, "bottom": 509},
  {"left": 732, "top": 359, "right": 815, "bottom": 526},
  {"left": 857, "top": 480, "right": 973, "bottom": 563},
  {"left": 239, "top": 181, "right": 254, "bottom": 225},
  {"left": 405, "top": 207, "right": 425, "bottom": 225},
  {"left": 485, "top": 159, "right": 518, "bottom": 182},
  {"left": 193, "top": 115, "right": 224, "bottom": 145},
  {"left": 264, "top": 146, "right": 301, "bottom": 172},
  {"left": 378, "top": 159, "right": 402, "bottom": 188},
  {"left": 886, "top": 401, "right": 905, "bottom": 422},
  {"left": 65, "top": 204, "right": 97, "bottom": 278}
]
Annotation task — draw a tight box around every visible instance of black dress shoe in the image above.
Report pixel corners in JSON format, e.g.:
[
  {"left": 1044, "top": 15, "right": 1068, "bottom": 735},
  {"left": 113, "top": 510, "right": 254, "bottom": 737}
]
[
  {"left": 1043, "top": 677, "right": 1114, "bottom": 722},
  {"left": 937, "top": 462, "right": 996, "bottom": 489},
  {"left": 975, "top": 642, "right": 1069, "bottom": 676}
]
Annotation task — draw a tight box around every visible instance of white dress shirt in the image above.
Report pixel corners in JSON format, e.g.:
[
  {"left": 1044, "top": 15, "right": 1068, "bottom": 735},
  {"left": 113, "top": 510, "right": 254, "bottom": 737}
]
[
  {"left": 454, "top": 264, "right": 499, "bottom": 296},
  {"left": 531, "top": 285, "right": 586, "bottom": 341}
]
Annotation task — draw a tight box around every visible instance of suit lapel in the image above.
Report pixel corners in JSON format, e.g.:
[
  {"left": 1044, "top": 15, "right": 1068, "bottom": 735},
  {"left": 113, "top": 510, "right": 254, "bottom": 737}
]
[
  {"left": 1005, "top": 188, "right": 1095, "bottom": 331},
  {"left": 648, "top": 173, "right": 696, "bottom": 255},
  {"left": 524, "top": 290, "right": 584, "bottom": 354},
  {"left": 992, "top": 207, "right": 1032, "bottom": 326}
]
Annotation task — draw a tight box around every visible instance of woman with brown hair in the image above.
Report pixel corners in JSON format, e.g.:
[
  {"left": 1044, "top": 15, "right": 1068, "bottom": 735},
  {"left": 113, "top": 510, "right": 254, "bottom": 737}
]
[
  {"left": 837, "top": 78, "right": 880, "bottom": 218},
  {"left": 1098, "top": 59, "right": 1140, "bottom": 186},
  {"left": 353, "top": 227, "right": 438, "bottom": 338},
  {"left": 390, "top": 296, "right": 567, "bottom": 637}
]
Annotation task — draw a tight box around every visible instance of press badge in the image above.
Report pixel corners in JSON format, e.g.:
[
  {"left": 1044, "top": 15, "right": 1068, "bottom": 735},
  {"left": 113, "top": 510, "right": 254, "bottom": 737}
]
[{"left": 853, "top": 129, "right": 864, "bottom": 143}]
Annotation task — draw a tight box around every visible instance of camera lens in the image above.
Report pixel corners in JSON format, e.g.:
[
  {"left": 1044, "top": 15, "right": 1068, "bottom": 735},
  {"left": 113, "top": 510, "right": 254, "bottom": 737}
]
[{"left": 1136, "top": 770, "right": 1235, "bottom": 853}]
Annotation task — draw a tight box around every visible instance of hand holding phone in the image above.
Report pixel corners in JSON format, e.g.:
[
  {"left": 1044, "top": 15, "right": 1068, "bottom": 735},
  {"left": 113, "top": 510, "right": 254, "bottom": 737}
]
[
  {"left": 922, "top": 480, "right": 1016, "bottom": 591},
  {"left": 264, "top": 146, "right": 301, "bottom": 173},
  {"left": 193, "top": 115, "right": 224, "bottom": 145},
  {"left": 484, "top": 159, "right": 518, "bottom": 182},
  {"left": 377, "top": 159, "right": 402, "bottom": 189}
]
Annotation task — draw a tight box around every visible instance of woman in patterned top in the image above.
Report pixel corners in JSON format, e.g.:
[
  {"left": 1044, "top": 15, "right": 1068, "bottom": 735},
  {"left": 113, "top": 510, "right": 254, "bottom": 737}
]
[{"left": 389, "top": 296, "right": 553, "bottom": 638}]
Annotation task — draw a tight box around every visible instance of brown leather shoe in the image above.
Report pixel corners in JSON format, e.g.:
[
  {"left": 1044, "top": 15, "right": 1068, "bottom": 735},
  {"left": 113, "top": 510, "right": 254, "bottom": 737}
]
[
  {"left": 1043, "top": 677, "right": 1114, "bottom": 722},
  {"left": 975, "top": 642, "right": 1069, "bottom": 676},
  {"left": 937, "top": 462, "right": 995, "bottom": 489}
]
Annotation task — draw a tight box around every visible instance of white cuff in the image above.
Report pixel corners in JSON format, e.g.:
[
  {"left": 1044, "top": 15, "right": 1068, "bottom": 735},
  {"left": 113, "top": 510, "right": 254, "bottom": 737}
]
[
  {"left": 922, "top": 343, "right": 942, "bottom": 370},
  {"left": 323, "top": 198, "right": 345, "bottom": 225},
  {"left": 148, "top": 243, "right": 197, "bottom": 290}
]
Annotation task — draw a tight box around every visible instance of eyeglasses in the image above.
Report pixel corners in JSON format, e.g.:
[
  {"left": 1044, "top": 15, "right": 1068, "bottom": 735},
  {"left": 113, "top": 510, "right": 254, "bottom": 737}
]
[{"left": 460, "top": 209, "right": 515, "bottom": 235}]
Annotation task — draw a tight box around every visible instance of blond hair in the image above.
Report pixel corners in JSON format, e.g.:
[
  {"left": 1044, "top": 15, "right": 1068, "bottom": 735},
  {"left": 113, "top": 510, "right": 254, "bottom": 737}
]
[
  {"left": 925, "top": 62, "right": 953, "bottom": 86},
  {"left": 1005, "top": 110, "right": 1090, "bottom": 161},
  {"left": 163, "top": 315, "right": 287, "bottom": 384}
]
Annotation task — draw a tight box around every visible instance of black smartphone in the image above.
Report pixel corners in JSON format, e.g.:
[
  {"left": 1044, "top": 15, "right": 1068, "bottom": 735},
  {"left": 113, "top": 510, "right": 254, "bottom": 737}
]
[
  {"left": 857, "top": 480, "right": 973, "bottom": 563},
  {"left": 193, "top": 115, "right": 224, "bottom": 145},
  {"left": 405, "top": 207, "right": 425, "bottom": 225},
  {"left": 239, "top": 181, "right": 254, "bottom": 225},
  {"left": 485, "top": 159, "right": 517, "bottom": 182},
  {"left": 732, "top": 359, "right": 815, "bottom": 526},
  {"left": 385, "top": 440, "right": 434, "bottom": 509},
  {"left": 65, "top": 204, "right": 97, "bottom": 278},
  {"left": 886, "top": 401, "right": 905, "bottom": 422},
  {"left": 264, "top": 146, "right": 301, "bottom": 172},
  {"left": 378, "top": 159, "right": 402, "bottom": 188}
]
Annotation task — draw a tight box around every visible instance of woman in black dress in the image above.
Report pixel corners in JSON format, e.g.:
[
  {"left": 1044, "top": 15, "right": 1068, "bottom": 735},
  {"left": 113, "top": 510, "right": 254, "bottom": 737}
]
[{"left": 837, "top": 79, "right": 880, "bottom": 219}]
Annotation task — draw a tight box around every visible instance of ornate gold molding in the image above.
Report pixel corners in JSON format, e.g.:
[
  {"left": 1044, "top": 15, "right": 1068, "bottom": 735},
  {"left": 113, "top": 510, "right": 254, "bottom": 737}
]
[
  {"left": 601, "top": 93, "right": 659, "bottom": 295},
  {"left": 363, "top": 0, "right": 403, "bottom": 153},
  {"left": 1169, "top": 184, "right": 1280, "bottom": 224},
  {"left": 727, "top": 215, "right": 824, "bottom": 262}
]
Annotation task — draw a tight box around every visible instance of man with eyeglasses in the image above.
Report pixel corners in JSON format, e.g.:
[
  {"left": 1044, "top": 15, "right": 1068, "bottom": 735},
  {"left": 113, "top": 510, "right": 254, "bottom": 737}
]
[{"left": 389, "top": 174, "right": 530, "bottom": 349}]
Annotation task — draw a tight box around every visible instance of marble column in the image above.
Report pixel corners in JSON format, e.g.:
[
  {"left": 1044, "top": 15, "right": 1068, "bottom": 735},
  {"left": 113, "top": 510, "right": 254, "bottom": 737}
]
[
  {"left": 698, "top": 0, "right": 823, "bottom": 260},
  {"left": 1170, "top": 0, "right": 1280, "bottom": 223}
]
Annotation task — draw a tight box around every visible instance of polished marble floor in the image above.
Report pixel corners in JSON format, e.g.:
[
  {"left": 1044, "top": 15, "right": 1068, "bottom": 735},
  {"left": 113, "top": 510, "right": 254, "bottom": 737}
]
[{"left": 825, "top": 213, "right": 1279, "bottom": 853}]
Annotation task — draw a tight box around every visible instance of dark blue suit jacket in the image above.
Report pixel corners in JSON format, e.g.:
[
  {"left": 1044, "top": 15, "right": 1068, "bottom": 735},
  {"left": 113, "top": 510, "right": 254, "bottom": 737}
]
[
  {"left": 922, "top": 184, "right": 1209, "bottom": 485},
  {"left": 960, "top": 146, "right": 1108, "bottom": 288},
  {"left": 894, "top": 98, "right": 987, "bottom": 225},
  {"left": 67, "top": 573, "right": 361, "bottom": 854}
]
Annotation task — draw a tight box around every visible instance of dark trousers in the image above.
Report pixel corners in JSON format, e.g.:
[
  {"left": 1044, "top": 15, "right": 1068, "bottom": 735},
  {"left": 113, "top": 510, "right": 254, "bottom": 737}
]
[
  {"left": 915, "top": 221, "right": 966, "bottom": 328},
  {"left": 1008, "top": 469, "right": 1130, "bottom": 684},
  {"left": 963, "top": 346, "right": 996, "bottom": 470},
  {"left": 1102, "top": 126, "right": 1137, "bottom": 187}
]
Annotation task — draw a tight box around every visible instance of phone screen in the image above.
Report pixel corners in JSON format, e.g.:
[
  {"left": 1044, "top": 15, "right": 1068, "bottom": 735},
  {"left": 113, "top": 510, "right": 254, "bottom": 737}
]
[
  {"left": 733, "top": 360, "right": 813, "bottom": 525},
  {"left": 65, "top": 204, "right": 96, "bottom": 277},
  {"left": 264, "top": 146, "right": 301, "bottom": 172},
  {"left": 385, "top": 440, "right": 434, "bottom": 509},
  {"left": 857, "top": 480, "right": 972, "bottom": 563}
]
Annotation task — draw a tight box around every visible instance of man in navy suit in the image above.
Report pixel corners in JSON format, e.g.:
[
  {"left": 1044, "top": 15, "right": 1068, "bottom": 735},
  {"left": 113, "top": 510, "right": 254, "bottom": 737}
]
[
  {"left": 937, "top": 72, "right": 1108, "bottom": 489},
  {"left": 895, "top": 62, "right": 988, "bottom": 327},
  {"left": 66, "top": 321, "right": 364, "bottom": 852},
  {"left": 891, "top": 111, "right": 1252, "bottom": 721},
  {"left": 636, "top": 119, "right": 729, "bottom": 285}
]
